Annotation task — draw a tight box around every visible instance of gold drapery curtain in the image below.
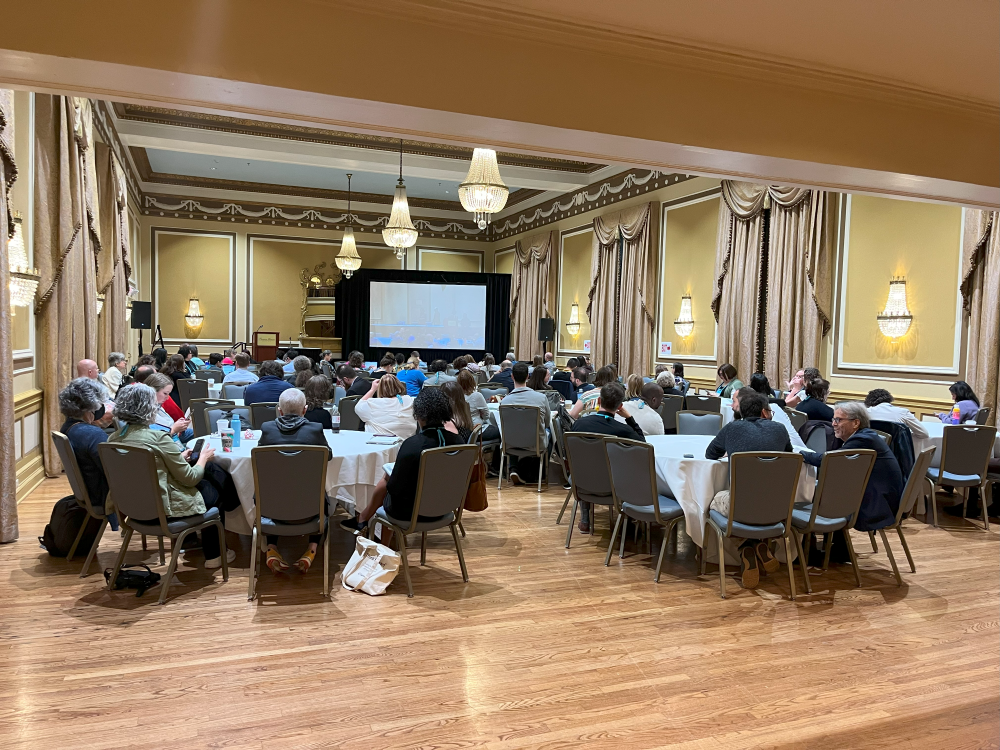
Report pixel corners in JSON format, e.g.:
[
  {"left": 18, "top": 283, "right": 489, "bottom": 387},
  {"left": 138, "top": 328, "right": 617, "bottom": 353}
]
[
  {"left": 962, "top": 210, "right": 999, "bottom": 426},
  {"left": 588, "top": 203, "right": 655, "bottom": 375},
  {"left": 35, "top": 95, "right": 102, "bottom": 476},
  {"left": 0, "top": 89, "right": 20, "bottom": 542},
  {"left": 96, "top": 142, "right": 131, "bottom": 365},
  {"left": 509, "top": 230, "right": 555, "bottom": 360},
  {"left": 713, "top": 181, "right": 833, "bottom": 384}
]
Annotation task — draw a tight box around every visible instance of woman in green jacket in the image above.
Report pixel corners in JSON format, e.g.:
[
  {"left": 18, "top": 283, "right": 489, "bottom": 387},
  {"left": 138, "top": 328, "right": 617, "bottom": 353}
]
[
  {"left": 109, "top": 383, "right": 238, "bottom": 568},
  {"left": 715, "top": 363, "right": 744, "bottom": 399}
]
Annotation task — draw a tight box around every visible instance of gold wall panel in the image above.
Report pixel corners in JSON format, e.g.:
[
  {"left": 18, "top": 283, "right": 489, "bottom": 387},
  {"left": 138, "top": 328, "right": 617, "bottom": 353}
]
[
  {"left": 155, "top": 231, "right": 233, "bottom": 341},
  {"left": 418, "top": 248, "right": 482, "bottom": 272},
  {"left": 558, "top": 230, "right": 593, "bottom": 353},
  {"left": 12, "top": 308, "right": 31, "bottom": 352},
  {"left": 494, "top": 248, "right": 516, "bottom": 275}
]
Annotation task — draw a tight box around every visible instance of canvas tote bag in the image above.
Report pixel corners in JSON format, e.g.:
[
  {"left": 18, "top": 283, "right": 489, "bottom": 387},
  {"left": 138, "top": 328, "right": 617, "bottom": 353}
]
[{"left": 342, "top": 536, "right": 401, "bottom": 595}]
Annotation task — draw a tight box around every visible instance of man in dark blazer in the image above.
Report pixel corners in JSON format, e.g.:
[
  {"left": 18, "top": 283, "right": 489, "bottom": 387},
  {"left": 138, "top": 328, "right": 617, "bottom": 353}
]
[
  {"left": 259, "top": 388, "right": 331, "bottom": 458},
  {"left": 488, "top": 360, "right": 515, "bottom": 391},
  {"left": 338, "top": 365, "right": 371, "bottom": 398}
]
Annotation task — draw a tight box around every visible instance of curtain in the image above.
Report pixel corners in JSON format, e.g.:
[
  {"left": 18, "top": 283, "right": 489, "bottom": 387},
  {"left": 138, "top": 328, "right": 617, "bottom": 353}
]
[
  {"left": 35, "top": 96, "right": 102, "bottom": 476},
  {"left": 713, "top": 181, "right": 833, "bottom": 385},
  {"left": 509, "top": 230, "right": 554, "bottom": 360},
  {"left": 962, "top": 210, "right": 999, "bottom": 426},
  {"left": 587, "top": 203, "right": 655, "bottom": 375},
  {"left": 96, "top": 142, "right": 131, "bottom": 366},
  {"left": 0, "top": 90, "right": 19, "bottom": 542}
]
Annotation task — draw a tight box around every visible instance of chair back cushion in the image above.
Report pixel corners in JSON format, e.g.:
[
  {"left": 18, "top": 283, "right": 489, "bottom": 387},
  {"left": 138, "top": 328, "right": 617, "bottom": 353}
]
[
  {"left": 565, "top": 432, "right": 614, "bottom": 502},
  {"left": 550, "top": 379, "right": 574, "bottom": 401},
  {"left": 97, "top": 443, "right": 165, "bottom": 525},
  {"left": 221, "top": 383, "right": 247, "bottom": 400},
  {"left": 729, "top": 452, "right": 802, "bottom": 527},
  {"left": 189, "top": 398, "right": 236, "bottom": 437},
  {"left": 338, "top": 396, "right": 362, "bottom": 431},
  {"left": 499, "top": 404, "right": 543, "bottom": 453},
  {"left": 813, "top": 449, "right": 876, "bottom": 522},
  {"left": 206, "top": 406, "right": 251, "bottom": 429},
  {"left": 658, "top": 395, "right": 684, "bottom": 431},
  {"left": 251, "top": 445, "right": 328, "bottom": 523},
  {"left": 784, "top": 408, "right": 808, "bottom": 432},
  {"left": 941, "top": 425, "right": 997, "bottom": 478},
  {"left": 51, "top": 431, "right": 94, "bottom": 511},
  {"left": 975, "top": 407, "right": 990, "bottom": 425},
  {"left": 899, "top": 447, "right": 936, "bottom": 520},
  {"left": 177, "top": 378, "right": 209, "bottom": 411},
  {"left": 677, "top": 411, "right": 723, "bottom": 436},
  {"left": 685, "top": 394, "right": 721, "bottom": 413},
  {"left": 605, "top": 439, "right": 658, "bottom": 518},
  {"left": 410, "top": 444, "right": 479, "bottom": 521},
  {"left": 869, "top": 420, "right": 915, "bottom": 479},
  {"left": 249, "top": 402, "right": 278, "bottom": 429}
]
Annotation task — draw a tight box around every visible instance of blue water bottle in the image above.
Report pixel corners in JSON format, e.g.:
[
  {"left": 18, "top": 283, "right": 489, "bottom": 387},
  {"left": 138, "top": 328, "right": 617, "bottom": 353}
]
[{"left": 231, "top": 413, "right": 241, "bottom": 447}]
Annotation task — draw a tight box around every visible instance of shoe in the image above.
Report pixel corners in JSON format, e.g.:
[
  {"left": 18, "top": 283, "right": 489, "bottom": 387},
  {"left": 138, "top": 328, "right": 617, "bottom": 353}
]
[
  {"left": 294, "top": 548, "right": 316, "bottom": 573},
  {"left": 205, "top": 549, "right": 236, "bottom": 569},
  {"left": 739, "top": 546, "right": 759, "bottom": 589},
  {"left": 339, "top": 516, "right": 362, "bottom": 533},
  {"left": 509, "top": 472, "right": 523, "bottom": 486},
  {"left": 578, "top": 520, "right": 591, "bottom": 534},
  {"left": 755, "top": 542, "right": 780, "bottom": 574},
  {"left": 266, "top": 548, "right": 289, "bottom": 573},
  {"left": 180, "top": 532, "right": 202, "bottom": 551}
]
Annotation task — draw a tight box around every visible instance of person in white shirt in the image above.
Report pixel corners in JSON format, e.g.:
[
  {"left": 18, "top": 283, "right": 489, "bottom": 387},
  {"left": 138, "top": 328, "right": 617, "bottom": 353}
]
[
  {"left": 353, "top": 374, "right": 417, "bottom": 438},
  {"left": 625, "top": 383, "right": 665, "bottom": 436},
  {"left": 223, "top": 352, "right": 259, "bottom": 384},
  {"left": 102, "top": 352, "right": 128, "bottom": 396},
  {"left": 864, "top": 389, "right": 929, "bottom": 440},
  {"left": 543, "top": 352, "right": 557, "bottom": 373},
  {"left": 734, "top": 387, "right": 806, "bottom": 450}
]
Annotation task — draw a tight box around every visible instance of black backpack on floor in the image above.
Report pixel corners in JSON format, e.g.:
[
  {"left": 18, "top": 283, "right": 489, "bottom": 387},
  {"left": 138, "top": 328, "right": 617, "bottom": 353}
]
[{"left": 39, "top": 496, "right": 102, "bottom": 557}]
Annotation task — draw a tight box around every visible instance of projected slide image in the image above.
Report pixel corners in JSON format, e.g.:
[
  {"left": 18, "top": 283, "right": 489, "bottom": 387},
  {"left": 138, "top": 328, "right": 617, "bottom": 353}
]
[{"left": 369, "top": 282, "right": 487, "bottom": 350}]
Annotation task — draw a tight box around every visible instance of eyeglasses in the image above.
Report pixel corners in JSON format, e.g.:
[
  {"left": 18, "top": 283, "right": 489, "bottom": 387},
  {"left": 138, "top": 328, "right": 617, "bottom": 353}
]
[{"left": 831, "top": 417, "right": 858, "bottom": 424}]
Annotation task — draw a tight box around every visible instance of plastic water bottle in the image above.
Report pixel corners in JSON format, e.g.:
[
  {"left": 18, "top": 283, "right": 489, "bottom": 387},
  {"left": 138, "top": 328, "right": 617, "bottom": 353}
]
[
  {"left": 232, "top": 413, "right": 241, "bottom": 447},
  {"left": 951, "top": 405, "right": 961, "bottom": 424}
]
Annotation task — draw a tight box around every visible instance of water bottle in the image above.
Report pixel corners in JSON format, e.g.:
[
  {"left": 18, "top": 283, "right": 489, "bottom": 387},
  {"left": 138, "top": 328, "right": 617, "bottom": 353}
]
[
  {"left": 951, "top": 405, "right": 961, "bottom": 424},
  {"left": 232, "top": 413, "right": 241, "bottom": 447}
]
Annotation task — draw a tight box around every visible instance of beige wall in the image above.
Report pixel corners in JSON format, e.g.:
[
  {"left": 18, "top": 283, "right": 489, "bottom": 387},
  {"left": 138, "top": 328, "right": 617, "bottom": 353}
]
[
  {"left": 493, "top": 246, "right": 516, "bottom": 275},
  {"left": 557, "top": 230, "right": 593, "bottom": 356},
  {"left": 154, "top": 230, "right": 234, "bottom": 342},
  {"left": 417, "top": 248, "right": 484, "bottom": 272}
]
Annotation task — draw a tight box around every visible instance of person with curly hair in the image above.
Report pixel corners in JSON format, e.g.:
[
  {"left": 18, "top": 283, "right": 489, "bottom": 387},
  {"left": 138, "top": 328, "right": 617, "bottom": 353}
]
[
  {"left": 58, "top": 378, "right": 113, "bottom": 510},
  {"left": 303, "top": 375, "right": 334, "bottom": 430}
]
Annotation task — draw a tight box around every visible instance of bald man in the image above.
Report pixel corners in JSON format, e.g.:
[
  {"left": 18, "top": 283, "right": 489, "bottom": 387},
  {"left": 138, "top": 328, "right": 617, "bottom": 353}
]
[
  {"left": 77, "top": 359, "right": 100, "bottom": 379},
  {"left": 76, "top": 359, "right": 116, "bottom": 427}
]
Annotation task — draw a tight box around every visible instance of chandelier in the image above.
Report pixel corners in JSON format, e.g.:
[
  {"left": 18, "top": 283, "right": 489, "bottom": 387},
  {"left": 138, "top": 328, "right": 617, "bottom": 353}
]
[
  {"left": 459, "top": 148, "right": 508, "bottom": 229},
  {"left": 565, "top": 302, "right": 581, "bottom": 337},
  {"left": 877, "top": 277, "right": 912, "bottom": 341},
  {"left": 674, "top": 295, "right": 694, "bottom": 338},
  {"left": 8, "top": 212, "right": 40, "bottom": 312},
  {"left": 184, "top": 298, "right": 204, "bottom": 328},
  {"left": 382, "top": 140, "right": 417, "bottom": 260},
  {"left": 335, "top": 173, "right": 362, "bottom": 279}
]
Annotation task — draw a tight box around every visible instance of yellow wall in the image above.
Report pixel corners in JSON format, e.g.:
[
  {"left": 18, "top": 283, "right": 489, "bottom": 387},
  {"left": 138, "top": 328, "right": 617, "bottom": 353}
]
[
  {"left": 493, "top": 246, "right": 516, "bottom": 275},
  {"left": 154, "top": 230, "right": 233, "bottom": 342},
  {"left": 658, "top": 195, "right": 719, "bottom": 361},
  {"left": 840, "top": 195, "right": 962, "bottom": 372},
  {"left": 418, "top": 248, "right": 483, "bottom": 272},
  {"left": 557, "top": 230, "right": 594, "bottom": 355}
]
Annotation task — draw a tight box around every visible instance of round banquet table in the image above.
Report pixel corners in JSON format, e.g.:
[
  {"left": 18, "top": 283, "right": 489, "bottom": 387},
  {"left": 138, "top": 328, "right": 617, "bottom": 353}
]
[
  {"left": 206, "top": 429, "right": 400, "bottom": 535},
  {"left": 910, "top": 420, "right": 1000, "bottom": 514},
  {"left": 646, "top": 434, "right": 815, "bottom": 564}
]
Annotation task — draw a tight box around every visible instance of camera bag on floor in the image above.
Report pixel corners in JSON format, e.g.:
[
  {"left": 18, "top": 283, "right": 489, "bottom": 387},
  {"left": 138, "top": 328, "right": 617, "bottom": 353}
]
[{"left": 104, "top": 564, "right": 161, "bottom": 597}]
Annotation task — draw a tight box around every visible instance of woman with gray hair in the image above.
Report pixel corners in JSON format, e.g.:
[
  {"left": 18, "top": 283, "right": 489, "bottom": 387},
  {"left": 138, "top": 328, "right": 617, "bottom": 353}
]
[
  {"left": 102, "top": 352, "right": 128, "bottom": 396},
  {"left": 108, "top": 384, "right": 239, "bottom": 569},
  {"left": 292, "top": 355, "right": 316, "bottom": 388},
  {"left": 59, "top": 378, "right": 113, "bottom": 512}
]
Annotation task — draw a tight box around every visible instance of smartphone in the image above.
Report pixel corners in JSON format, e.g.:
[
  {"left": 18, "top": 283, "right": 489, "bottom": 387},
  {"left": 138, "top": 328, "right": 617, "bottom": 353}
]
[{"left": 187, "top": 438, "right": 205, "bottom": 465}]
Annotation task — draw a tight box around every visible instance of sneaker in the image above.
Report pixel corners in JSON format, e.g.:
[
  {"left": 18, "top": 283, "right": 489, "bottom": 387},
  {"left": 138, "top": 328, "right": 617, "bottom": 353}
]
[
  {"left": 755, "top": 542, "right": 780, "bottom": 574},
  {"left": 339, "top": 516, "right": 362, "bottom": 533},
  {"left": 509, "top": 472, "right": 523, "bottom": 486},
  {"left": 739, "top": 546, "right": 759, "bottom": 589},
  {"left": 205, "top": 549, "right": 236, "bottom": 569}
]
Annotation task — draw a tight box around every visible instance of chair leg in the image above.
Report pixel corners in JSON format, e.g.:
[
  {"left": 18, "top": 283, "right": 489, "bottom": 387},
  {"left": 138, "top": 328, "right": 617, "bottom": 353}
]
[
  {"left": 79, "top": 519, "right": 108, "bottom": 577},
  {"left": 654, "top": 521, "right": 673, "bottom": 583},
  {"left": 619, "top": 516, "right": 628, "bottom": 559},
  {"left": 108, "top": 527, "right": 133, "bottom": 591},
  {"left": 879, "top": 528, "right": 902, "bottom": 586},
  {"left": 537, "top": 454, "right": 544, "bottom": 493},
  {"left": 821, "top": 533, "right": 833, "bottom": 572},
  {"left": 556, "top": 487, "right": 573, "bottom": 525},
  {"left": 248, "top": 527, "right": 258, "bottom": 601},
  {"left": 783, "top": 534, "right": 796, "bottom": 601},
  {"left": 141, "top": 534, "right": 147, "bottom": 552},
  {"left": 868, "top": 530, "right": 878, "bottom": 552},
  {"left": 216, "top": 521, "right": 229, "bottom": 582},
  {"left": 842, "top": 529, "right": 863, "bottom": 588},
  {"left": 605, "top": 512, "right": 623, "bottom": 566},
  {"left": 324, "top": 527, "right": 331, "bottom": 598},
  {"left": 420, "top": 532, "right": 427, "bottom": 566},
  {"left": 961, "top": 487, "right": 969, "bottom": 519},
  {"left": 450, "top": 523, "right": 469, "bottom": 582},
  {"left": 700, "top": 523, "right": 709, "bottom": 577},
  {"left": 565, "top": 500, "right": 579, "bottom": 548},
  {"left": 896, "top": 524, "right": 916, "bottom": 573},
  {"left": 497, "top": 453, "right": 504, "bottom": 490},
  {"left": 792, "top": 530, "right": 811, "bottom": 595},
  {"left": 157, "top": 536, "right": 165, "bottom": 566},
  {"left": 981, "top": 481, "right": 990, "bottom": 532},
  {"left": 716, "top": 526, "right": 727, "bottom": 599},
  {"left": 66, "top": 516, "right": 89, "bottom": 560},
  {"left": 158, "top": 533, "right": 185, "bottom": 606},
  {"left": 925, "top": 478, "right": 938, "bottom": 527},
  {"left": 396, "top": 531, "right": 414, "bottom": 597},
  {"left": 458, "top": 521, "right": 466, "bottom": 538}
]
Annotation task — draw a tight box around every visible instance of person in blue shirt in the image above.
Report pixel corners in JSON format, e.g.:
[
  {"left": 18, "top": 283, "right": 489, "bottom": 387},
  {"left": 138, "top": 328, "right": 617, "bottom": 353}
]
[
  {"left": 281, "top": 349, "right": 298, "bottom": 374},
  {"left": 58, "top": 378, "right": 112, "bottom": 511},
  {"left": 395, "top": 361, "right": 426, "bottom": 396},
  {"left": 223, "top": 352, "right": 259, "bottom": 383},
  {"left": 244, "top": 360, "right": 294, "bottom": 405},
  {"left": 187, "top": 344, "right": 205, "bottom": 369}
]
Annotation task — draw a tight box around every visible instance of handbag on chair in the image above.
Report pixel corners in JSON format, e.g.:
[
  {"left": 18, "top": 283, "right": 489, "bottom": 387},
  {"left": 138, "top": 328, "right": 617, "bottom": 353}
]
[{"left": 463, "top": 448, "right": 489, "bottom": 512}]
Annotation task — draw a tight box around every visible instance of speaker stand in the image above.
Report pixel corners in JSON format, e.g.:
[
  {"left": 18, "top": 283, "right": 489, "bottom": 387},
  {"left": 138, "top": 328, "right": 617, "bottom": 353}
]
[
  {"left": 138, "top": 329, "right": 144, "bottom": 357},
  {"left": 152, "top": 324, "right": 165, "bottom": 351}
]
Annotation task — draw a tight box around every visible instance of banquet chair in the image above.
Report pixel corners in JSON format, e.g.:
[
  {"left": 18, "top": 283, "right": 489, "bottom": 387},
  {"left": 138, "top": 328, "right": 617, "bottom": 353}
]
[
  {"left": 550, "top": 379, "right": 575, "bottom": 402},
  {"left": 677, "top": 410, "right": 723, "bottom": 437},
  {"left": 783, "top": 408, "right": 808, "bottom": 433},
  {"left": 332, "top": 385, "right": 346, "bottom": 407},
  {"left": 337, "top": 396, "right": 362, "bottom": 431},
  {"left": 872, "top": 447, "right": 936, "bottom": 585},
  {"left": 249, "top": 402, "right": 278, "bottom": 429},
  {"left": 803, "top": 422, "right": 833, "bottom": 455},
  {"left": 685, "top": 394, "right": 721, "bottom": 413},
  {"left": 587, "top": 372, "right": 597, "bottom": 384},
  {"left": 194, "top": 368, "right": 224, "bottom": 381},
  {"left": 474, "top": 369, "right": 488, "bottom": 385},
  {"left": 788, "top": 449, "right": 876, "bottom": 594},
  {"left": 176, "top": 378, "right": 209, "bottom": 412},
  {"left": 974, "top": 407, "right": 990, "bottom": 425},
  {"left": 561, "top": 432, "right": 615, "bottom": 548},
  {"left": 658, "top": 395, "right": 684, "bottom": 434},
  {"left": 51, "top": 431, "right": 112, "bottom": 577},
  {"left": 249, "top": 445, "right": 331, "bottom": 600},
  {"left": 872, "top": 429, "right": 893, "bottom": 447},
  {"left": 925, "top": 425, "right": 997, "bottom": 530},
  {"left": 221, "top": 383, "right": 247, "bottom": 400},
  {"left": 205, "top": 406, "right": 251, "bottom": 430},
  {"left": 368, "top": 444, "right": 478, "bottom": 597},
  {"left": 99, "top": 443, "right": 228, "bottom": 605},
  {"left": 548, "top": 417, "right": 571, "bottom": 492},
  {"left": 189, "top": 398, "right": 236, "bottom": 437},
  {"left": 497, "top": 404, "right": 548, "bottom": 492},
  {"left": 604, "top": 438, "right": 684, "bottom": 581},
  {"left": 421, "top": 382, "right": 441, "bottom": 388},
  {"left": 701, "top": 451, "right": 803, "bottom": 599},
  {"left": 478, "top": 384, "right": 508, "bottom": 402}
]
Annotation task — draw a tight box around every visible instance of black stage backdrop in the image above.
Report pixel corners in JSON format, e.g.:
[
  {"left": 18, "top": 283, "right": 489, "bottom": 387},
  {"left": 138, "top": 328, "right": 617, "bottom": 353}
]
[{"left": 335, "top": 268, "right": 511, "bottom": 364}]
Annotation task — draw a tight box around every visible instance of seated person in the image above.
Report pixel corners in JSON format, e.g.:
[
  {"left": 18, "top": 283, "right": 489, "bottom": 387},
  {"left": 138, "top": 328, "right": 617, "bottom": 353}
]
[
  {"left": 208, "top": 352, "right": 224, "bottom": 368},
  {"left": 748, "top": 373, "right": 786, "bottom": 405},
  {"left": 527, "top": 365, "right": 563, "bottom": 410},
  {"left": 552, "top": 357, "right": 576, "bottom": 381},
  {"left": 77, "top": 358, "right": 116, "bottom": 428},
  {"left": 338, "top": 365, "right": 371, "bottom": 398},
  {"left": 627, "top": 383, "right": 666, "bottom": 437},
  {"left": 571, "top": 382, "right": 645, "bottom": 534},
  {"left": 425, "top": 359, "right": 456, "bottom": 385},
  {"left": 571, "top": 366, "right": 593, "bottom": 395},
  {"left": 144, "top": 373, "right": 193, "bottom": 443},
  {"left": 715, "top": 363, "right": 744, "bottom": 399},
  {"left": 569, "top": 365, "right": 617, "bottom": 419},
  {"left": 395, "top": 360, "right": 426, "bottom": 396},
  {"left": 479, "top": 353, "right": 499, "bottom": 373},
  {"left": 244, "top": 359, "right": 294, "bottom": 405},
  {"left": 258, "top": 388, "right": 332, "bottom": 573},
  {"left": 281, "top": 349, "right": 298, "bottom": 374},
  {"left": 457, "top": 369, "right": 496, "bottom": 439},
  {"left": 303, "top": 375, "right": 334, "bottom": 430},
  {"left": 795, "top": 377, "right": 835, "bottom": 422},
  {"left": 625, "top": 373, "right": 644, "bottom": 400},
  {"left": 782, "top": 367, "right": 821, "bottom": 408},
  {"left": 102, "top": 352, "right": 128, "bottom": 396},
  {"left": 529, "top": 354, "right": 544, "bottom": 373},
  {"left": 488, "top": 360, "right": 515, "bottom": 391},
  {"left": 499, "top": 362, "right": 552, "bottom": 485},
  {"left": 347, "top": 350, "right": 366, "bottom": 371},
  {"left": 865, "top": 388, "right": 929, "bottom": 440},
  {"left": 132, "top": 364, "right": 157, "bottom": 384},
  {"left": 187, "top": 344, "right": 205, "bottom": 369},
  {"left": 936, "top": 380, "right": 982, "bottom": 424},
  {"left": 109, "top": 384, "right": 239, "bottom": 569},
  {"left": 441, "top": 381, "right": 475, "bottom": 442},
  {"left": 292, "top": 355, "right": 315, "bottom": 387},
  {"left": 732, "top": 386, "right": 806, "bottom": 450},
  {"left": 223, "top": 352, "right": 258, "bottom": 384},
  {"left": 178, "top": 345, "right": 198, "bottom": 376},
  {"left": 58, "top": 378, "right": 111, "bottom": 511},
  {"left": 353, "top": 374, "right": 417, "bottom": 438},
  {"left": 160, "top": 354, "right": 190, "bottom": 406},
  {"left": 672, "top": 362, "right": 690, "bottom": 395},
  {"left": 655, "top": 370, "right": 683, "bottom": 397},
  {"left": 372, "top": 355, "right": 396, "bottom": 379},
  {"left": 543, "top": 352, "right": 557, "bottom": 373}
]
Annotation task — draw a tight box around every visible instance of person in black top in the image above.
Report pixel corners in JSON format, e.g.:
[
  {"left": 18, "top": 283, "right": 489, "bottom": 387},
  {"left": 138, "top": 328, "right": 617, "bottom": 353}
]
[
  {"left": 58, "top": 378, "right": 112, "bottom": 515},
  {"left": 339, "top": 365, "right": 370, "bottom": 398},
  {"left": 748, "top": 373, "right": 786, "bottom": 406},
  {"left": 302, "top": 375, "right": 334, "bottom": 430},
  {"left": 570, "top": 382, "right": 644, "bottom": 533},
  {"left": 371, "top": 355, "right": 396, "bottom": 379},
  {"left": 551, "top": 357, "right": 577, "bottom": 381},
  {"left": 488, "top": 362, "right": 515, "bottom": 391},
  {"left": 160, "top": 353, "right": 191, "bottom": 406},
  {"left": 795, "top": 377, "right": 835, "bottom": 422}
]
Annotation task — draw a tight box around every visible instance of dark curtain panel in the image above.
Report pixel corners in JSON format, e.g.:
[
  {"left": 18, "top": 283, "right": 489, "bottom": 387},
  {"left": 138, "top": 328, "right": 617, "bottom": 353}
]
[{"left": 336, "top": 268, "right": 510, "bottom": 363}]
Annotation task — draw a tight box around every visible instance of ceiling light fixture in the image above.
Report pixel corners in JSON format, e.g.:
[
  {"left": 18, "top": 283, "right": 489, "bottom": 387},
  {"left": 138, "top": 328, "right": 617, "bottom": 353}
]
[
  {"left": 459, "top": 148, "right": 508, "bottom": 229},
  {"left": 7, "top": 212, "right": 40, "bottom": 313},
  {"left": 382, "top": 139, "right": 418, "bottom": 260},
  {"left": 335, "top": 173, "right": 362, "bottom": 279}
]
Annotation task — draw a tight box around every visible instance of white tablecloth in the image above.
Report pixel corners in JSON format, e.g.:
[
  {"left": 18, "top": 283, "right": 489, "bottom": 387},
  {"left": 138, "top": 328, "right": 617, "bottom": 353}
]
[
  {"left": 720, "top": 398, "right": 735, "bottom": 425},
  {"left": 208, "top": 429, "right": 399, "bottom": 534}
]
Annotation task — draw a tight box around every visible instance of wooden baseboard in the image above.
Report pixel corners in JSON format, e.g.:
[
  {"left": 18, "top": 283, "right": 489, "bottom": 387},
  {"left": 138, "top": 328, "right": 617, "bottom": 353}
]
[{"left": 16, "top": 452, "right": 45, "bottom": 504}]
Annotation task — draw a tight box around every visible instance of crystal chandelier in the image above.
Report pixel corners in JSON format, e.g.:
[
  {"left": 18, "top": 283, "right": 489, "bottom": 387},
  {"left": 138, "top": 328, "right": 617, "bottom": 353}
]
[
  {"left": 335, "top": 173, "right": 362, "bottom": 279},
  {"left": 184, "top": 298, "right": 204, "bottom": 328},
  {"left": 382, "top": 140, "right": 417, "bottom": 260},
  {"left": 8, "top": 212, "right": 40, "bottom": 313},
  {"left": 877, "top": 277, "right": 912, "bottom": 341},
  {"left": 674, "top": 295, "right": 694, "bottom": 338},
  {"left": 459, "top": 148, "right": 508, "bottom": 229},
  {"left": 565, "top": 302, "right": 581, "bottom": 337}
]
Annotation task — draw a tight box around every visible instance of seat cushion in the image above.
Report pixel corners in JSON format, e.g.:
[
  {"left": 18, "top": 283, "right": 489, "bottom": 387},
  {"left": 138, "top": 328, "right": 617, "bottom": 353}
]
[
  {"left": 708, "top": 509, "right": 785, "bottom": 539},
  {"left": 576, "top": 490, "right": 614, "bottom": 506},
  {"left": 128, "top": 506, "right": 221, "bottom": 536},
  {"left": 260, "top": 516, "right": 326, "bottom": 536},
  {"left": 375, "top": 506, "right": 455, "bottom": 532},
  {"left": 927, "top": 467, "right": 982, "bottom": 486},
  {"left": 791, "top": 505, "right": 850, "bottom": 533},
  {"left": 622, "top": 495, "right": 683, "bottom": 523}
]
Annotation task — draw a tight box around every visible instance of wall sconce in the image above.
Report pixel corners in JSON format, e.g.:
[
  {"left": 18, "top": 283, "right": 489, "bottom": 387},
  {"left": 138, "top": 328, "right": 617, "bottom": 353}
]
[
  {"left": 95, "top": 293, "right": 106, "bottom": 316},
  {"left": 674, "top": 295, "right": 694, "bottom": 338},
  {"left": 877, "top": 277, "right": 912, "bottom": 341},
  {"left": 125, "top": 299, "right": 132, "bottom": 323},
  {"left": 184, "top": 297, "right": 205, "bottom": 334},
  {"left": 8, "top": 212, "right": 40, "bottom": 314},
  {"left": 565, "top": 302, "right": 581, "bottom": 338}
]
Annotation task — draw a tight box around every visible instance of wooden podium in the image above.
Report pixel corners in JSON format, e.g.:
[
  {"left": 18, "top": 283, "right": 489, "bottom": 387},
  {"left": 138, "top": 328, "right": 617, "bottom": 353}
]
[{"left": 253, "top": 331, "right": 279, "bottom": 362}]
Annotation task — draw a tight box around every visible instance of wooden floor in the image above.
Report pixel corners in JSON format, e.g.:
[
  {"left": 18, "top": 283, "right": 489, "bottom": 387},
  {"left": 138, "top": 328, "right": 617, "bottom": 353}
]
[{"left": 1, "top": 478, "right": 998, "bottom": 750}]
